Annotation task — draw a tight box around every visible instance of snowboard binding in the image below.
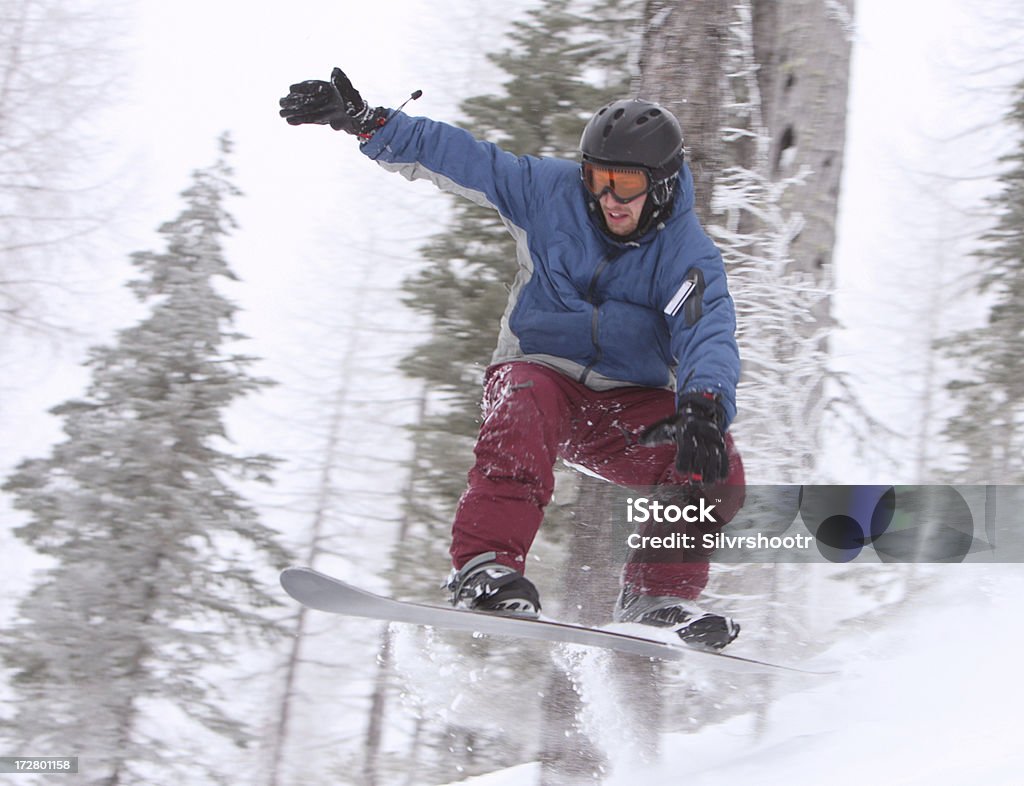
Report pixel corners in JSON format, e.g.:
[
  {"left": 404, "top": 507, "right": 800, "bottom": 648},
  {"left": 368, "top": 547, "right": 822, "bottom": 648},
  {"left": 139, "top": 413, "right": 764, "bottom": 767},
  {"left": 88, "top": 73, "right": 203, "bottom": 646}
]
[
  {"left": 445, "top": 552, "right": 541, "bottom": 618},
  {"left": 615, "top": 587, "right": 740, "bottom": 650}
]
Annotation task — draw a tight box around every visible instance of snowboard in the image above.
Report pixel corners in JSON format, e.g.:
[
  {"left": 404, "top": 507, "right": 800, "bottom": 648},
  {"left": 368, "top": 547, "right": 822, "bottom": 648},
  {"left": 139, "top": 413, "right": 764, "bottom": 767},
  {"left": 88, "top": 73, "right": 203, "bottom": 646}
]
[{"left": 280, "top": 566, "right": 829, "bottom": 676}]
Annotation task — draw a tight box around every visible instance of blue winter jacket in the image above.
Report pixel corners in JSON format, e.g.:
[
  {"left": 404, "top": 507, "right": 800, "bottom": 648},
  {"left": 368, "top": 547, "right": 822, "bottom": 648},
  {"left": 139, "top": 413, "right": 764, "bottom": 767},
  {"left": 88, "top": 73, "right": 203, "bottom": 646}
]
[{"left": 361, "top": 112, "right": 740, "bottom": 428}]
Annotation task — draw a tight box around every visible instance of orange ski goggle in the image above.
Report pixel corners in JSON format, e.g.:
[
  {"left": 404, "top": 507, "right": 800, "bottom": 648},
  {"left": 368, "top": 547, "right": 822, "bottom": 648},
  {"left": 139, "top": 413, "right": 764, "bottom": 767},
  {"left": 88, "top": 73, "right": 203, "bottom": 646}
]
[{"left": 582, "top": 161, "right": 651, "bottom": 203}]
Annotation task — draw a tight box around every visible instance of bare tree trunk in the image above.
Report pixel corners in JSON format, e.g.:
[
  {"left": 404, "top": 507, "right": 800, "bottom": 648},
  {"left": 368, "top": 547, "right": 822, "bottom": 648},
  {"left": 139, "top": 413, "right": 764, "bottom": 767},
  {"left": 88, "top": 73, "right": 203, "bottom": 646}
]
[
  {"left": 751, "top": 0, "right": 854, "bottom": 285},
  {"left": 645, "top": 1, "right": 854, "bottom": 473},
  {"left": 748, "top": 0, "right": 854, "bottom": 455},
  {"left": 628, "top": 0, "right": 856, "bottom": 739},
  {"left": 636, "top": 0, "right": 730, "bottom": 223},
  {"left": 640, "top": 0, "right": 853, "bottom": 337}
]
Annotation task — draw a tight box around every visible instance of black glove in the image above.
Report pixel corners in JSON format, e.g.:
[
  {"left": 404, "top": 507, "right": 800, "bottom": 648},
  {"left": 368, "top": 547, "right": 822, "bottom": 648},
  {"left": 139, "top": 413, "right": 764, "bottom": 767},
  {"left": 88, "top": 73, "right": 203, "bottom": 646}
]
[
  {"left": 278, "top": 67, "right": 388, "bottom": 136},
  {"left": 640, "top": 391, "right": 730, "bottom": 485}
]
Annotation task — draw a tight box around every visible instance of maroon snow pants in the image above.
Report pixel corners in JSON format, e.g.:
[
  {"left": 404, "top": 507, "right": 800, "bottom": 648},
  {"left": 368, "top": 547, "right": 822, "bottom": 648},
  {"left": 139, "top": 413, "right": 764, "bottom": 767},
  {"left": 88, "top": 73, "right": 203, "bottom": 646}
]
[{"left": 450, "top": 361, "right": 745, "bottom": 600}]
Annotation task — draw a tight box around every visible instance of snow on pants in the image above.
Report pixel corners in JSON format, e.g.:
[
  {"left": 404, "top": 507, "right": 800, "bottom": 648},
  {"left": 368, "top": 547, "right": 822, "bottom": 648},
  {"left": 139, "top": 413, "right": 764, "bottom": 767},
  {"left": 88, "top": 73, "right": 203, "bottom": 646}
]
[{"left": 451, "top": 361, "right": 746, "bottom": 600}]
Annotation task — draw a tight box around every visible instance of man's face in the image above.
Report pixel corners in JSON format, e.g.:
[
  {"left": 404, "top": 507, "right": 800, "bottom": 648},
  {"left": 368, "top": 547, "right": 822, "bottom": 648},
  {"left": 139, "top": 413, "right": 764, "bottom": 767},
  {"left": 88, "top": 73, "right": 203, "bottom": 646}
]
[{"left": 599, "top": 191, "right": 647, "bottom": 236}]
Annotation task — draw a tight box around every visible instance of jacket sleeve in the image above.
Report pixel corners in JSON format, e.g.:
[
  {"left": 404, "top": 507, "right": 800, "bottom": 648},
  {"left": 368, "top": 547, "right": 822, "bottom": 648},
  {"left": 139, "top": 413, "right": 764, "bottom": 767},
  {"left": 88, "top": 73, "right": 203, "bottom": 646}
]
[
  {"left": 358, "top": 112, "right": 541, "bottom": 229},
  {"left": 659, "top": 228, "right": 740, "bottom": 429}
]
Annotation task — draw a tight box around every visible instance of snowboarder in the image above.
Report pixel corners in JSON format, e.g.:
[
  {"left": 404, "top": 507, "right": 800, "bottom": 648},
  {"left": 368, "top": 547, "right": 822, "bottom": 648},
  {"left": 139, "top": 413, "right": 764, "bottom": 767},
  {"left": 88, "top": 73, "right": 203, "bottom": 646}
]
[{"left": 279, "top": 68, "right": 746, "bottom": 649}]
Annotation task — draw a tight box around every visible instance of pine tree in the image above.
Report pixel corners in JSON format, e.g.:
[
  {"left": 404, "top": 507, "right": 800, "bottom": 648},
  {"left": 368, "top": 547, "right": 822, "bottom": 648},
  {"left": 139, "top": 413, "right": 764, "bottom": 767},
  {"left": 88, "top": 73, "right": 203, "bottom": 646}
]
[
  {"left": 941, "top": 78, "right": 1024, "bottom": 483},
  {"left": 398, "top": 0, "right": 637, "bottom": 568},
  {"left": 1, "top": 135, "right": 292, "bottom": 785},
  {"left": 385, "top": 1, "right": 639, "bottom": 781}
]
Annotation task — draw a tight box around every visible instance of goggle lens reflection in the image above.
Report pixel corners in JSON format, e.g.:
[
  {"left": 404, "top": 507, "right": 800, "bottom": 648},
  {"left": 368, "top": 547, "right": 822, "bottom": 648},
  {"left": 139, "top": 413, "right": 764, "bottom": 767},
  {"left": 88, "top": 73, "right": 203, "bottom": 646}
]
[{"left": 582, "top": 162, "right": 650, "bottom": 202}]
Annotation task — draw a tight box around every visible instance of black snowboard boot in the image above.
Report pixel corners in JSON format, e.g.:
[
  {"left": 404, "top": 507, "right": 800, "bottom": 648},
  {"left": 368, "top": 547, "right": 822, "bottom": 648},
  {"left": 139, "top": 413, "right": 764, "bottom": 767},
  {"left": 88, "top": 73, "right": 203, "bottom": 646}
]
[
  {"left": 614, "top": 586, "right": 740, "bottom": 650},
  {"left": 445, "top": 552, "right": 541, "bottom": 618}
]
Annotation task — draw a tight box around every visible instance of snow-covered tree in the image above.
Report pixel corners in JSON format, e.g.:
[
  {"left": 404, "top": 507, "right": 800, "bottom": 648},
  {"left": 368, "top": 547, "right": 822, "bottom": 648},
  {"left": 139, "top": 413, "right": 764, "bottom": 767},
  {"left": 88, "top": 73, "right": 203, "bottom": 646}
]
[
  {"left": 0, "top": 0, "right": 124, "bottom": 336},
  {"left": 0, "top": 135, "right": 292, "bottom": 785},
  {"left": 712, "top": 165, "right": 831, "bottom": 481},
  {"left": 386, "top": 1, "right": 641, "bottom": 782},
  {"left": 703, "top": 3, "right": 835, "bottom": 482},
  {"left": 940, "top": 77, "right": 1024, "bottom": 483},
  {"left": 640, "top": 0, "right": 854, "bottom": 476}
]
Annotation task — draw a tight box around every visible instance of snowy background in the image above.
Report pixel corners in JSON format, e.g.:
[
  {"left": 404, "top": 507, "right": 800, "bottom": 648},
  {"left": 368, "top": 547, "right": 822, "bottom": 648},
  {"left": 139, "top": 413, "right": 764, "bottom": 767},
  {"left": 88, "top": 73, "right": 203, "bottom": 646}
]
[
  {"left": 1, "top": 0, "right": 1022, "bottom": 784},
  {"left": 456, "top": 564, "right": 1024, "bottom": 786}
]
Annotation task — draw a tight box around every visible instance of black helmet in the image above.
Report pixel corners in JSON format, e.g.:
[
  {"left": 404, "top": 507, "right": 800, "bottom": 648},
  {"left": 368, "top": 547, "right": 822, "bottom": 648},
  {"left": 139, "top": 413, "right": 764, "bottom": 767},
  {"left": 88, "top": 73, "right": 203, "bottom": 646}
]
[{"left": 579, "top": 99, "right": 684, "bottom": 181}]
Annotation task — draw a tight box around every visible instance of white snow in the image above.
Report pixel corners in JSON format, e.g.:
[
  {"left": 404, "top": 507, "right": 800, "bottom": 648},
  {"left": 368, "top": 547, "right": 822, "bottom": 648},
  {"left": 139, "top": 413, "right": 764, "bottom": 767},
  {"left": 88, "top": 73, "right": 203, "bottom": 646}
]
[{"left": 443, "top": 566, "right": 1024, "bottom": 786}]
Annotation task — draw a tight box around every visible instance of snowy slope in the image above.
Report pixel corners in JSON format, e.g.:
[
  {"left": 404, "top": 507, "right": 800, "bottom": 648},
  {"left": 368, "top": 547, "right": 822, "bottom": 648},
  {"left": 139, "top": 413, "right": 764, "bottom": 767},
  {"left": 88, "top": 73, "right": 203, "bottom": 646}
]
[{"left": 446, "top": 566, "right": 1024, "bottom": 786}]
